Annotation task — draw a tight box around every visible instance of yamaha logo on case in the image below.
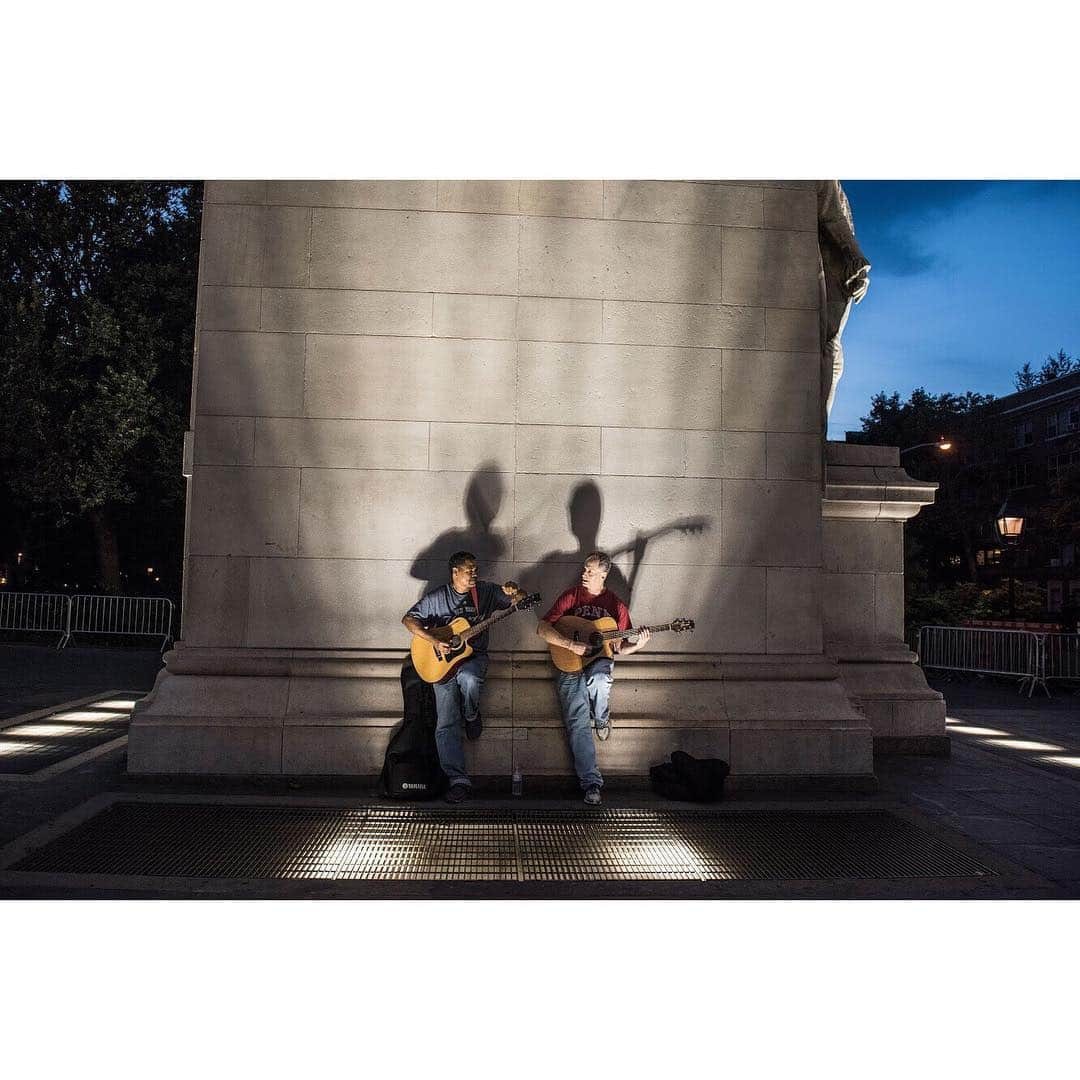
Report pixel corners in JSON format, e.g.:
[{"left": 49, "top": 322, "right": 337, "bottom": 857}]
[{"left": 401, "top": 782, "right": 427, "bottom": 791}]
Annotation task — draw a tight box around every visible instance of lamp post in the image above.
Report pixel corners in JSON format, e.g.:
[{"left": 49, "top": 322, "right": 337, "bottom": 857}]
[
  {"left": 900, "top": 439, "right": 953, "bottom": 457},
  {"left": 995, "top": 498, "right": 1027, "bottom": 619}
]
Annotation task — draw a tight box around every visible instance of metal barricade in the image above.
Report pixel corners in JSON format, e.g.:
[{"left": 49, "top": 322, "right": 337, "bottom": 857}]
[
  {"left": 917, "top": 625, "right": 1045, "bottom": 696},
  {"left": 1039, "top": 633, "right": 1080, "bottom": 688},
  {"left": 64, "top": 595, "right": 174, "bottom": 653},
  {"left": 0, "top": 591, "right": 70, "bottom": 649}
]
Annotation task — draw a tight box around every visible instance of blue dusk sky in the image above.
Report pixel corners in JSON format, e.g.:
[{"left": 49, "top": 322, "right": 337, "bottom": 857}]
[{"left": 827, "top": 181, "right": 1080, "bottom": 439}]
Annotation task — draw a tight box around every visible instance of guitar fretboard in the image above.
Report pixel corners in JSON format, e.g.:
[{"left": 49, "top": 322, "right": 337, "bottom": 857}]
[{"left": 598, "top": 623, "right": 675, "bottom": 641}]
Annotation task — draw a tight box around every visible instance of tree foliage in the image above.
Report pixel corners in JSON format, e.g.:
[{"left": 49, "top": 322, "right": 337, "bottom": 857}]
[
  {"left": 1014, "top": 349, "right": 1078, "bottom": 390},
  {"left": 858, "top": 386, "right": 1005, "bottom": 598},
  {"left": 0, "top": 181, "right": 202, "bottom": 591}
]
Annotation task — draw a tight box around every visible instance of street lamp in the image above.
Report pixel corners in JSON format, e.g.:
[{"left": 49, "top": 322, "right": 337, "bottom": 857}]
[
  {"left": 995, "top": 498, "right": 1027, "bottom": 619},
  {"left": 900, "top": 439, "right": 953, "bottom": 456}
]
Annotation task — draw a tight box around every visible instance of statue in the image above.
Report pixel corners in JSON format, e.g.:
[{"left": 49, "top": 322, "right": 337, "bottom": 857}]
[{"left": 817, "top": 180, "right": 870, "bottom": 419}]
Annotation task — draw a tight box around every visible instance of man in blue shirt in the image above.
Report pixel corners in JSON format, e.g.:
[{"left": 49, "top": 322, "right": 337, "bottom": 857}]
[{"left": 402, "top": 551, "right": 524, "bottom": 802}]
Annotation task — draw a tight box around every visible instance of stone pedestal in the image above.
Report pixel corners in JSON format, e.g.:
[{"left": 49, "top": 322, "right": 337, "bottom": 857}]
[
  {"left": 128, "top": 180, "right": 937, "bottom": 784},
  {"left": 821, "top": 441, "right": 948, "bottom": 753}
]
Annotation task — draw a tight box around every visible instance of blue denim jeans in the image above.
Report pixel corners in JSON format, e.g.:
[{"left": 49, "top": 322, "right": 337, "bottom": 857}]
[
  {"left": 432, "top": 654, "right": 488, "bottom": 787},
  {"left": 554, "top": 658, "right": 612, "bottom": 790}
]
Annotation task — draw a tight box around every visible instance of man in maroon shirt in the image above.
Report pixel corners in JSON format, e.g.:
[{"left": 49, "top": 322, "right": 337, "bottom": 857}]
[{"left": 536, "top": 552, "right": 651, "bottom": 804}]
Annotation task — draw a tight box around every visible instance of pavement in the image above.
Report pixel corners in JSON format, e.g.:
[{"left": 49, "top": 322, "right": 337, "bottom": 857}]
[{"left": 0, "top": 642, "right": 1078, "bottom": 899}]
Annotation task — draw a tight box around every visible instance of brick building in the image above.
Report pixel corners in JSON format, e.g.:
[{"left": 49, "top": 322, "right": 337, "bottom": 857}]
[{"left": 969, "top": 370, "right": 1080, "bottom": 614}]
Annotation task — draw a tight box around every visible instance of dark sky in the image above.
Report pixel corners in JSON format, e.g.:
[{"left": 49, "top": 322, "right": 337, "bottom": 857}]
[{"left": 828, "top": 181, "right": 1080, "bottom": 438}]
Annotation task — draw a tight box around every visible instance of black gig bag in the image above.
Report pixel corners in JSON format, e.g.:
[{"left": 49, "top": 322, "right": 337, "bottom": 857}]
[{"left": 380, "top": 656, "right": 445, "bottom": 800}]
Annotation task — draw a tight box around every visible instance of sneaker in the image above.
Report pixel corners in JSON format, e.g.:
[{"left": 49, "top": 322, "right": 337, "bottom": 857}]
[
  {"left": 595, "top": 720, "right": 611, "bottom": 742},
  {"left": 583, "top": 786, "right": 602, "bottom": 806},
  {"left": 465, "top": 715, "right": 483, "bottom": 741},
  {"left": 445, "top": 783, "right": 472, "bottom": 804}
]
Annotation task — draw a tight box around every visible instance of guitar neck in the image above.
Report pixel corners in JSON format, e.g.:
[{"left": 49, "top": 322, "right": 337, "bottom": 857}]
[
  {"left": 460, "top": 601, "right": 519, "bottom": 641},
  {"left": 599, "top": 623, "right": 673, "bottom": 642}
]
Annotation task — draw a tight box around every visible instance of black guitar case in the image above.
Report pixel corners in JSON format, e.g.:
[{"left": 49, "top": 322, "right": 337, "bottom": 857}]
[{"left": 380, "top": 655, "right": 445, "bottom": 800}]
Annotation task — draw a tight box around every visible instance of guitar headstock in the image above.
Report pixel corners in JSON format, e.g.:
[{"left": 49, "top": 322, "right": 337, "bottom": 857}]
[
  {"left": 517, "top": 592, "right": 543, "bottom": 611},
  {"left": 671, "top": 618, "right": 695, "bottom": 633}
]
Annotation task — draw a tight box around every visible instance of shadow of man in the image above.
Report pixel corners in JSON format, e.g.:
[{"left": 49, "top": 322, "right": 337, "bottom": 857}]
[
  {"left": 409, "top": 462, "right": 508, "bottom": 599},
  {"left": 520, "top": 479, "right": 711, "bottom": 605}
]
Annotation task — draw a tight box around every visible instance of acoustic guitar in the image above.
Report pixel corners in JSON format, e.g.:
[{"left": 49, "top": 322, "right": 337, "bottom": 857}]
[
  {"left": 548, "top": 616, "right": 695, "bottom": 674},
  {"left": 411, "top": 592, "right": 542, "bottom": 684}
]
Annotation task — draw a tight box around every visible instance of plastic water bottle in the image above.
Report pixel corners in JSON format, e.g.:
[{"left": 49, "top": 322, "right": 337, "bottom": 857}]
[{"left": 511, "top": 763, "right": 523, "bottom": 797}]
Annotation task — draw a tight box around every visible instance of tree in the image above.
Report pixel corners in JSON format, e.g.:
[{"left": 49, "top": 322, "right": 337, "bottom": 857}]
[
  {"left": 1014, "top": 348, "right": 1078, "bottom": 390},
  {"left": 0, "top": 181, "right": 201, "bottom": 592},
  {"left": 858, "top": 386, "right": 1004, "bottom": 587}
]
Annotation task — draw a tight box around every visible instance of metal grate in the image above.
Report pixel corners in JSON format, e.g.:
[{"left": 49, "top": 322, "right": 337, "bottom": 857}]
[
  {"left": 0, "top": 702, "right": 135, "bottom": 775},
  {"left": 9, "top": 804, "right": 993, "bottom": 882}
]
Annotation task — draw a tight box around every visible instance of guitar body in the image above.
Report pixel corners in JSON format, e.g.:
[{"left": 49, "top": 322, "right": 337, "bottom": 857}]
[
  {"left": 411, "top": 618, "right": 476, "bottom": 684},
  {"left": 549, "top": 615, "right": 619, "bottom": 674}
]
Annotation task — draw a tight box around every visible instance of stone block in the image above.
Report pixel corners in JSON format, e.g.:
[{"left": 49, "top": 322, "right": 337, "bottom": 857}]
[
  {"left": 514, "top": 473, "right": 722, "bottom": 565},
  {"left": 253, "top": 417, "right": 429, "bottom": 469},
  {"left": 282, "top": 723, "right": 389, "bottom": 775},
  {"left": 511, "top": 727, "right": 576, "bottom": 776},
  {"left": 429, "top": 423, "right": 515, "bottom": 472},
  {"left": 182, "top": 556, "right": 250, "bottom": 647},
  {"left": 722, "top": 227, "right": 820, "bottom": 308},
  {"left": 245, "top": 559, "right": 405, "bottom": 647},
  {"left": 310, "top": 208, "right": 520, "bottom": 294},
  {"left": 606, "top": 219, "right": 724, "bottom": 303},
  {"left": 262, "top": 206, "right": 312, "bottom": 287},
  {"left": 519, "top": 215, "right": 607, "bottom": 298},
  {"left": 721, "top": 480, "right": 821, "bottom": 567},
  {"left": 188, "top": 466, "right": 300, "bottom": 557},
  {"left": 304, "top": 335, "right": 517, "bottom": 422},
  {"left": 729, "top": 722, "right": 871, "bottom": 775},
  {"left": 825, "top": 441, "right": 900, "bottom": 467},
  {"left": 200, "top": 204, "right": 311, "bottom": 287},
  {"left": 282, "top": 677, "right": 399, "bottom": 719},
  {"left": 520, "top": 216, "right": 724, "bottom": 303},
  {"left": 875, "top": 573, "right": 905, "bottom": 640},
  {"left": 766, "top": 567, "right": 822, "bottom": 654},
  {"left": 520, "top": 181, "right": 603, "bottom": 219},
  {"left": 766, "top": 432, "right": 822, "bottom": 480},
  {"left": 143, "top": 673, "right": 290, "bottom": 717},
  {"left": 436, "top": 180, "right": 520, "bottom": 214},
  {"left": 722, "top": 350, "right": 819, "bottom": 433},
  {"left": 602, "top": 428, "right": 766, "bottom": 479},
  {"left": 261, "top": 288, "right": 433, "bottom": 336},
  {"left": 515, "top": 425, "right": 601, "bottom": 475},
  {"left": 763, "top": 186, "right": 817, "bottom": 231},
  {"left": 517, "top": 297, "right": 602, "bottom": 342},
  {"left": 196, "top": 332, "right": 306, "bottom": 416},
  {"left": 433, "top": 293, "right": 518, "bottom": 339},
  {"left": 193, "top": 416, "right": 255, "bottom": 465},
  {"left": 685, "top": 431, "right": 766, "bottom": 479},
  {"left": 518, "top": 341, "right": 722, "bottom": 429},
  {"left": 266, "top": 181, "right": 438, "bottom": 210},
  {"left": 821, "top": 572, "right": 875, "bottom": 641},
  {"left": 823, "top": 519, "right": 902, "bottom": 573},
  {"left": 128, "top": 717, "right": 284, "bottom": 775},
  {"left": 765, "top": 308, "right": 819, "bottom": 352},
  {"left": 199, "top": 286, "right": 262, "bottom": 332},
  {"left": 604, "top": 180, "right": 762, "bottom": 227},
  {"left": 200, "top": 204, "right": 263, "bottom": 285},
  {"left": 298, "top": 469, "right": 512, "bottom": 560},
  {"left": 628, "top": 564, "right": 766, "bottom": 653},
  {"left": 204, "top": 181, "right": 267, "bottom": 205},
  {"left": 602, "top": 300, "right": 763, "bottom": 349}
]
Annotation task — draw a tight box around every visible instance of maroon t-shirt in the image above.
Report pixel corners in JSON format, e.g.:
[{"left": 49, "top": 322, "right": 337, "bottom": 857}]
[{"left": 542, "top": 586, "right": 631, "bottom": 631}]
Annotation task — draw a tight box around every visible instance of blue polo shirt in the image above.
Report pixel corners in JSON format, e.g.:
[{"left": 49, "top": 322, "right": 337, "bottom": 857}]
[{"left": 404, "top": 580, "right": 513, "bottom": 655}]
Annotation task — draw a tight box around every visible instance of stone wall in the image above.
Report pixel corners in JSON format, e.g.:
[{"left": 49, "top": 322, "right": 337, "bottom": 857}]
[
  {"left": 185, "top": 180, "right": 824, "bottom": 657},
  {"left": 129, "top": 180, "right": 903, "bottom": 782}
]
